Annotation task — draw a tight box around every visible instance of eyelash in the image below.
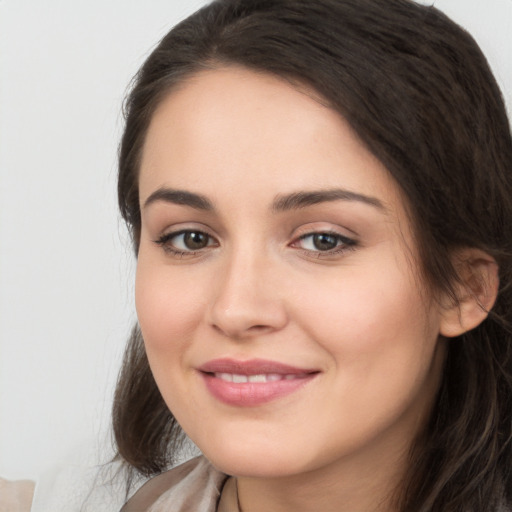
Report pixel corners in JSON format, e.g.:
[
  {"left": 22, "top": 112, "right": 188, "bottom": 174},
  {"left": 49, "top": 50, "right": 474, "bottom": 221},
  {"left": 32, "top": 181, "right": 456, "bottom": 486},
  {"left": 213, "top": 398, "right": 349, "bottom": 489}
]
[
  {"left": 154, "top": 230, "right": 217, "bottom": 257},
  {"left": 153, "top": 229, "right": 358, "bottom": 258},
  {"left": 293, "top": 231, "right": 357, "bottom": 257}
]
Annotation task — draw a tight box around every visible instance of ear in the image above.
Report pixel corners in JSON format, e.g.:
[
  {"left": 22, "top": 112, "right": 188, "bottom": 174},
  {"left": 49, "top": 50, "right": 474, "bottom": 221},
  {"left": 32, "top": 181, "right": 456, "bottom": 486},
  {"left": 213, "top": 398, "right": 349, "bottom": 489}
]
[{"left": 439, "top": 249, "right": 499, "bottom": 338}]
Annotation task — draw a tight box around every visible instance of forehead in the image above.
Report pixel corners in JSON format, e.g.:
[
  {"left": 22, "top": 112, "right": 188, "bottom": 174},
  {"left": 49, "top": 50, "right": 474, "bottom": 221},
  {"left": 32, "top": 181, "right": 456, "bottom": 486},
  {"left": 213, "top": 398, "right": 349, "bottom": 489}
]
[{"left": 139, "top": 66, "right": 404, "bottom": 217}]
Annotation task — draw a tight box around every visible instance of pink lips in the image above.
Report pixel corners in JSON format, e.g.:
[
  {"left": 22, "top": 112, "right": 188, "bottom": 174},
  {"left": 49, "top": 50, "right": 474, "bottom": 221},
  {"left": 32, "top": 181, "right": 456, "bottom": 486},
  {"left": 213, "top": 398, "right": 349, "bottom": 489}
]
[{"left": 198, "top": 358, "right": 319, "bottom": 406}]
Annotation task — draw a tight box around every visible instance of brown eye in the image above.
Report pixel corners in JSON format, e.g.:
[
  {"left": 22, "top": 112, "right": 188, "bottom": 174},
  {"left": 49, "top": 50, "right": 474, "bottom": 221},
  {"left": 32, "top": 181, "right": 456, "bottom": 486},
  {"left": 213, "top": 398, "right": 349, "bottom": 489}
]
[
  {"left": 155, "top": 229, "right": 216, "bottom": 254},
  {"left": 293, "top": 231, "right": 357, "bottom": 255},
  {"left": 311, "top": 233, "right": 339, "bottom": 251},
  {"left": 183, "top": 231, "right": 210, "bottom": 250}
]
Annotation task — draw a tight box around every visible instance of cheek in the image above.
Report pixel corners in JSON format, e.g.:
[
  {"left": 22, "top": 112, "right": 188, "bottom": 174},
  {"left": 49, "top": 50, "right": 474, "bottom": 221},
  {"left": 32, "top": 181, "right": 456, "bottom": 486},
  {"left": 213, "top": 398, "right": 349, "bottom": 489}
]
[
  {"left": 291, "top": 261, "right": 443, "bottom": 441},
  {"left": 134, "top": 259, "right": 212, "bottom": 417},
  {"left": 135, "top": 259, "right": 208, "bottom": 356},
  {"left": 291, "top": 255, "right": 436, "bottom": 362}
]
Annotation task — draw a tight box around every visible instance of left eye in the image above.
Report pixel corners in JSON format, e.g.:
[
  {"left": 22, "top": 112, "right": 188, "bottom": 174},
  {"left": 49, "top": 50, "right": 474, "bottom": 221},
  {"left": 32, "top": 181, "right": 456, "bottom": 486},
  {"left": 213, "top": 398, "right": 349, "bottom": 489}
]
[
  {"left": 296, "top": 232, "right": 354, "bottom": 252},
  {"left": 156, "top": 230, "right": 216, "bottom": 252}
]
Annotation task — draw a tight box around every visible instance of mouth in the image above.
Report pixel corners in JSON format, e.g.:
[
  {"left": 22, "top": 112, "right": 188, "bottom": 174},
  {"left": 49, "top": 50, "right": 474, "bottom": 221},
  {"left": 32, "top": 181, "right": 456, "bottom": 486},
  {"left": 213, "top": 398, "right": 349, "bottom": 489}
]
[
  {"left": 197, "top": 358, "right": 319, "bottom": 406},
  {"left": 212, "top": 372, "right": 308, "bottom": 383}
]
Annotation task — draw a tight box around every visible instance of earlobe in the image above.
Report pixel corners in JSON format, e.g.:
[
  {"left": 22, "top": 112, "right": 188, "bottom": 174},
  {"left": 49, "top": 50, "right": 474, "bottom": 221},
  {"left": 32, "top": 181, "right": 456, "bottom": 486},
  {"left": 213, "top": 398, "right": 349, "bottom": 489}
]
[{"left": 439, "top": 249, "right": 499, "bottom": 338}]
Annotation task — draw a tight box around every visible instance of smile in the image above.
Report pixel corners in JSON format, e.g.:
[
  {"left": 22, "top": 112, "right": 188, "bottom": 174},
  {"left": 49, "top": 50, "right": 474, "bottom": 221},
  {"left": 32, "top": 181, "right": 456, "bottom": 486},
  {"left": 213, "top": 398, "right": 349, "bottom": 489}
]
[
  {"left": 198, "top": 359, "right": 319, "bottom": 406},
  {"left": 214, "top": 373, "right": 306, "bottom": 383}
]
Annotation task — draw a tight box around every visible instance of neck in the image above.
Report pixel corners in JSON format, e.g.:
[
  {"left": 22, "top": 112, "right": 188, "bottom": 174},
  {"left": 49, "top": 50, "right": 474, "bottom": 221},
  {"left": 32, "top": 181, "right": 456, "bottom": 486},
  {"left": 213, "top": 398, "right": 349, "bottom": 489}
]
[{"left": 236, "top": 443, "right": 408, "bottom": 512}]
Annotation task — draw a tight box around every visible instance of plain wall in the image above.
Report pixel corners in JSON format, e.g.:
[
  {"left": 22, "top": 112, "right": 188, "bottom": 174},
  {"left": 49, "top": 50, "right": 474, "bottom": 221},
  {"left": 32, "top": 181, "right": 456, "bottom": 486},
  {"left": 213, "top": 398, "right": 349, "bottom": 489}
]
[{"left": 1, "top": 0, "right": 511, "bottom": 481}]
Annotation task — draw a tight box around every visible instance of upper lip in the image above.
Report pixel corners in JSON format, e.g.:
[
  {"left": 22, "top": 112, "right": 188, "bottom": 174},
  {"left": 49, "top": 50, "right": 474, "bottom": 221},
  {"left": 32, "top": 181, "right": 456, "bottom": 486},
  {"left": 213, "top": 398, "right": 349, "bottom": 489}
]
[{"left": 198, "top": 358, "right": 319, "bottom": 375}]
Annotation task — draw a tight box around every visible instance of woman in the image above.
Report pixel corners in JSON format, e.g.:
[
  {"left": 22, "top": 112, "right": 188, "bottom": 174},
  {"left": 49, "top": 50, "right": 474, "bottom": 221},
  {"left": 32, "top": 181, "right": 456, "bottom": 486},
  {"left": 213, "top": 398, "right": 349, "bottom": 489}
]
[{"left": 113, "top": 0, "right": 512, "bottom": 510}]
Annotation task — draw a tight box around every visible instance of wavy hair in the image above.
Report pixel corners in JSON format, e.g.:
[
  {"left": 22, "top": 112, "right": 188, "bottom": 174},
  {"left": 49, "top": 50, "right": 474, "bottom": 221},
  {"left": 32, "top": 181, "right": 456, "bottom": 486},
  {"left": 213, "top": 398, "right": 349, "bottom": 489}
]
[{"left": 113, "top": 1, "right": 512, "bottom": 509}]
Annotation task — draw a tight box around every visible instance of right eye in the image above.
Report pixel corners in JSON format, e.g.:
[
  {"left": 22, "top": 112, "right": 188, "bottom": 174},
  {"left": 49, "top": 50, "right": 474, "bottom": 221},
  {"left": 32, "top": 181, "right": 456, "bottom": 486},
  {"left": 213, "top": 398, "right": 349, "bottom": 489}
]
[{"left": 154, "top": 230, "right": 217, "bottom": 255}]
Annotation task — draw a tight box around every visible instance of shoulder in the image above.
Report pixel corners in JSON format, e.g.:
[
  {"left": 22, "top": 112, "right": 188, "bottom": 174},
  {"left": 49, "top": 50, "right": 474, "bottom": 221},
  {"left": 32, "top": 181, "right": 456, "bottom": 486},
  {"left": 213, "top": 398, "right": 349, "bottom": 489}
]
[
  {"left": 0, "top": 478, "right": 35, "bottom": 512},
  {"left": 121, "top": 456, "right": 228, "bottom": 512}
]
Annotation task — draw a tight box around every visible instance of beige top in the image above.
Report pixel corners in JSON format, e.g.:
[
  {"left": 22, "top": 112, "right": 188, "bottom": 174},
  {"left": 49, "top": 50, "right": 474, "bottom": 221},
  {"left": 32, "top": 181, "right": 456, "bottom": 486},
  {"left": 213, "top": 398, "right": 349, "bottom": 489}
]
[
  {"left": 120, "top": 456, "right": 239, "bottom": 512},
  {"left": 0, "top": 478, "right": 35, "bottom": 512}
]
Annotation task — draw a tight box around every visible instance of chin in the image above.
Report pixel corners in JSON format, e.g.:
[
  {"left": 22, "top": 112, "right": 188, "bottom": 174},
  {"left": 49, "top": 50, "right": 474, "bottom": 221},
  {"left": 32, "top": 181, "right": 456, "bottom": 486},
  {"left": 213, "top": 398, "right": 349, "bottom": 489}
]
[
  {"left": 196, "top": 435, "right": 315, "bottom": 478},
  {"left": 207, "top": 454, "right": 303, "bottom": 479}
]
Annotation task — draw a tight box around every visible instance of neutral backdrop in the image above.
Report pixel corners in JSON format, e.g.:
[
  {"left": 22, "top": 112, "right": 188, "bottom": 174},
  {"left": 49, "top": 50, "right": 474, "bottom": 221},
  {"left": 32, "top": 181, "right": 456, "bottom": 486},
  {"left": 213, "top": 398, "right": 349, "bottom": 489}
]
[{"left": 1, "top": 0, "right": 511, "bottom": 481}]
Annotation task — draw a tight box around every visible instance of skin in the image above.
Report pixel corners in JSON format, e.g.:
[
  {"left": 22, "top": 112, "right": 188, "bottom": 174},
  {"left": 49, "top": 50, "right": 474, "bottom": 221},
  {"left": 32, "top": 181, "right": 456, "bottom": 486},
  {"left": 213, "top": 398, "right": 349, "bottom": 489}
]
[{"left": 135, "top": 66, "right": 451, "bottom": 512}]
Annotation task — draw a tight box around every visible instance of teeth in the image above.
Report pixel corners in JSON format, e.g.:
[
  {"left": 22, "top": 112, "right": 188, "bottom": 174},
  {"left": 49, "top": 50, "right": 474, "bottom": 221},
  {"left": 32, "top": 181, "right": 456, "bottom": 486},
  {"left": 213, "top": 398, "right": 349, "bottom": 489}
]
[
  {"left": 248, "top": 374, "right": 266, "bottom": 383},
  {"left": 214, "top": 373, "right": 299, "bottom": 383}
]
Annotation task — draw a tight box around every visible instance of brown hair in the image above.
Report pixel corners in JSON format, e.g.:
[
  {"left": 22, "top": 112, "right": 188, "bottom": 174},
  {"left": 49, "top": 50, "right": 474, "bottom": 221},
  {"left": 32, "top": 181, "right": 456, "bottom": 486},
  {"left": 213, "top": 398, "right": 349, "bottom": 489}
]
[{"left": 113, "top": 0, "right": 512, "bottom": 509}]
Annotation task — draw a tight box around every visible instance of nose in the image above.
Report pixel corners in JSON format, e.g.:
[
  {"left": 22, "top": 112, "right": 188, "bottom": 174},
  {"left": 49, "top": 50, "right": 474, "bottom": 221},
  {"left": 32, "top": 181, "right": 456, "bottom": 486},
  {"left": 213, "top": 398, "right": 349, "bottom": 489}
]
[{"left": 207, "top": 250, "right": 288, "bottom": 339}]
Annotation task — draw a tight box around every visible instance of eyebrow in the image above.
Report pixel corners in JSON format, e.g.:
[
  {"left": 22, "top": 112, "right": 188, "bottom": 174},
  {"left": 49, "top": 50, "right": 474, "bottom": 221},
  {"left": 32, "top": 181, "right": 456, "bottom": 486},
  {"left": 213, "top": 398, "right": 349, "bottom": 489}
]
[
  {"left": 272, "top": 189, "right": 386, "bottom": 212},
  {"left": 142, "top": 187, "right": 386, "bottom": 213},
  {"left": 143, "top": 188, "right": 214, "bottom": 211}
]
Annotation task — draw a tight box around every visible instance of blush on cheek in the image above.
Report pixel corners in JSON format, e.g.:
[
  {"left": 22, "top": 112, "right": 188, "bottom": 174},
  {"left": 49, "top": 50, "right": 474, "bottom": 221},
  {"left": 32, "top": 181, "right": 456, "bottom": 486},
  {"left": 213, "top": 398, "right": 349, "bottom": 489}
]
[
  {"left": 136, "top": 273, "right": 207, "bottom": 352},
  {"left": 298, "top": 271, "right": 427, "bottom": 358},
  {"left": 297, "top": 287, "right": 383, "bottom": 346}
]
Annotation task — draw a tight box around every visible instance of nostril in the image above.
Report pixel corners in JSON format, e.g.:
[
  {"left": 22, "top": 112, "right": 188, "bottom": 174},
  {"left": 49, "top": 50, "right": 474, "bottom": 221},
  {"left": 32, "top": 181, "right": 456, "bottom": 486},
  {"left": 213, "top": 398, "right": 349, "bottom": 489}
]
[
  {"left": 246, "top": 325, "right": 275, "bottom": 335},
  {"left": 211, "top": 322, "right": 275, "bottom": 339},
  {"left": 208, "top": 290, "right": 289, "bottom": 338}
]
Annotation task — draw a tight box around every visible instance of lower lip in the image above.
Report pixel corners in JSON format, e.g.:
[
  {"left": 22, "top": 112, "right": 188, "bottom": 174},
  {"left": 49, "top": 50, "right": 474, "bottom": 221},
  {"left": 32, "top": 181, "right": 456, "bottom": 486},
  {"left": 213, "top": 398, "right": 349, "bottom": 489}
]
[{"left": 200, "top": 373, "right": 317, "bottom": 406}]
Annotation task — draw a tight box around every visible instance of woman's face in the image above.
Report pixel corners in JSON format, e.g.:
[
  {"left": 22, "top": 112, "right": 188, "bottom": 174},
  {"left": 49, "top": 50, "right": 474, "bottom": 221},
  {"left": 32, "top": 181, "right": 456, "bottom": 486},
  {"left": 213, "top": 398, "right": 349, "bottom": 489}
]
[{"left": 136, "top": 67, "right": 447, "bottom": 480}]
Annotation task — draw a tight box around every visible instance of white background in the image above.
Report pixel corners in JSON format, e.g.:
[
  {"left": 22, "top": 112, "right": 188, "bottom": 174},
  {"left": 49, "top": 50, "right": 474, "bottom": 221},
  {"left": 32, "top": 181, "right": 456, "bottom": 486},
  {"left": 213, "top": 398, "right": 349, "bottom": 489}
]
[{"left": 1, "top": 0, "right": 511, "bottom": 481}]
